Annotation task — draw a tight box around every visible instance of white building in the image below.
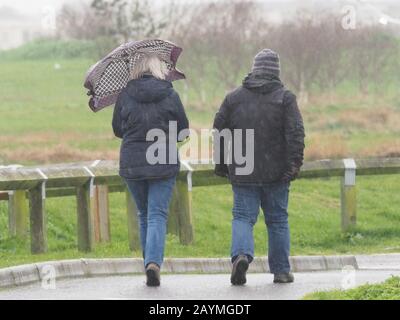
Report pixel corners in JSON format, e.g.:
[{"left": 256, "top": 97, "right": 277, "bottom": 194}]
[{"left": 0, "top": 3, "right": 58, "bottom": 50}]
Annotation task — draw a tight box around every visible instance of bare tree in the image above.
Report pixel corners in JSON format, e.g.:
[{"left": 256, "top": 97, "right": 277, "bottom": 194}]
[
  {"left": 271, "top": 11, "right": 326, "bottom": 105},
  {"left": 315, "top": 15, "right": 352, "bottom": 103},
  {"left": 90, "top": 0, "right": 166, "bottom": 41},
  {"left": 348, "top": 25, "right": 398, "bottom": 95},
  {"left": 57, "top": 2, "right": 101, "bottom": 40},
  {"left": 58, "top": 0, "right": 168, "bottom": 57},
  {"left": 57, "top": 0, "right": 400, "bottom": 106}
]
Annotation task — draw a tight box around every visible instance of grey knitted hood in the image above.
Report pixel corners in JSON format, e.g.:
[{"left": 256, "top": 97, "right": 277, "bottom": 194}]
[{"left": 242, "top": 73, "right": 283, "bottom": 94}]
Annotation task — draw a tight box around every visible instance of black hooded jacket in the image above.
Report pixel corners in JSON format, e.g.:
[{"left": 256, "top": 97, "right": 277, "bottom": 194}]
[
  {"left": 213, "top": 73, "right": 305, "bottom": 185},
  {"left": 112, "top": 74, "right": 189, "bottom": 180}
]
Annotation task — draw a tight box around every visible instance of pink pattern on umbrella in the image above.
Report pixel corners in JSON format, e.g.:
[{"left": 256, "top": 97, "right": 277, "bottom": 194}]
[{"left": 84, "top": 39, "right": 185, "bottom": 112}]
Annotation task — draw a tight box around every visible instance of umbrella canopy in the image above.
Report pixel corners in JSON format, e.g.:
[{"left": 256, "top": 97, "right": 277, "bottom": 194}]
[{"left": 84, "top": 39, "right": 185, "bottom": 112}]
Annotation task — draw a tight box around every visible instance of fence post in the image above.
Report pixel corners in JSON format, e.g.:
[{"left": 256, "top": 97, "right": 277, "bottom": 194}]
[
  {"left": 92, "top": 185, "right": 110, "bottom": 243},
  {"left": 176, "top": 178, "right": 194, "bottom": 244},
  {"left": 8, "top": 190, "right": 29, "bottom": 238},
  {"left": 341, "top": 158, "right": 357, "bottom": 231},
  {"left": 76, "top": 181, "right": 94, "bottom": 252},
  {"left": 168, "top": 185, "right": 180, "bottom": 237},
  {"left": 175, "top": 162, "right": 194, "bottom": 245},
  {"left": 28, "top": 183, "right": 47, "bottom": 254},
  {"left": 125, "top": 187, "right": 141, "bottom": 251}
]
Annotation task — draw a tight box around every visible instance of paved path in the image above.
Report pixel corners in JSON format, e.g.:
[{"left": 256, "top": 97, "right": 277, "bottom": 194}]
[{"left": 0, "top": 270, "right": 399, "bottom": 300}]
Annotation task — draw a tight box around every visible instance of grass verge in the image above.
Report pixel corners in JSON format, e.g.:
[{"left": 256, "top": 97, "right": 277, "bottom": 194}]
[{"left": 303, "top": 276, "right": 400, "bottom": 300}]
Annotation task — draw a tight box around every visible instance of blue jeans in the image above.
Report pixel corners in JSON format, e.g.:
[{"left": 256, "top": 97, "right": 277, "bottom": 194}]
[
  {"left": 231, "top": 181, "right": 291, "bottom": 274},
  {"left": 124, "top": 176, "right": 176, "bottom": 268}
]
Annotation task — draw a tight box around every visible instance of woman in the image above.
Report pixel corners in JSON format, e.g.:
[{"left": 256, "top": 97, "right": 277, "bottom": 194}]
[{"left": 112, "top": 54, "right": 189, "bottom": 286}]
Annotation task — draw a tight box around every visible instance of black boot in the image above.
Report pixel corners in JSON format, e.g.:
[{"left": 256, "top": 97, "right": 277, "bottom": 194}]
[
  {"left": 146, "top": 263, "right": 161, "bottom": 287},
  {"left": 273, "top": 272, "right": 294, "bottom": 283},
  {"left": 231, "top": 255, "right": 249, "bottom": 285}
]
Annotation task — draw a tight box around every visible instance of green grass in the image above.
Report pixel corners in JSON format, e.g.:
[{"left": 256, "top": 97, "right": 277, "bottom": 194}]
[
  {"left": 1, "top": 175, "right": 400, "bottom": 269},
  {"left": 303, "top": 276, "right": 400, "bottom": 300},
  {"left": 0, "top": 58, "right": 221, "bottom": 165},
  {"left": 0, "top": 59, "right": 101, "bottom": 133}
]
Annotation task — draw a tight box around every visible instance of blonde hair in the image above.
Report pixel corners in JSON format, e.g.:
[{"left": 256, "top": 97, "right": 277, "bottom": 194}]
[{"left": 130, "top": 54, "right": 169, "bottom": 80}]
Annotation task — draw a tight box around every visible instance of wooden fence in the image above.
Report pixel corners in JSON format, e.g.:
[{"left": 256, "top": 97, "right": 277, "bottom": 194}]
[{"left": 0, "top": 157, "right": 399, "bottom": 254}]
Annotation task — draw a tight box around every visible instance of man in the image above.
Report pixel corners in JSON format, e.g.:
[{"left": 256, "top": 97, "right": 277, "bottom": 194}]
[{"left": 213, "top": 49, "right": 305, "bottom": 284}]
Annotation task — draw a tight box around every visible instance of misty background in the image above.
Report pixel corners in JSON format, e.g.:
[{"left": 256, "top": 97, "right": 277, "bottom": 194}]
[{"left": 1, "top": 0, "right": 400, "bottom": 50}]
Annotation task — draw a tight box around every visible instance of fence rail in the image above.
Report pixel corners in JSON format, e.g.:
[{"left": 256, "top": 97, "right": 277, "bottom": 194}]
[{"left": 0, "top": 157, "right": 399, "bottom": 254}]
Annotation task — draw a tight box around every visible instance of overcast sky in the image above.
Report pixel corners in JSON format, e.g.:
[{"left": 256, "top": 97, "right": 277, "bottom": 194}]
[
  {"left": 0, "top": 0, "right": 399, "bottom": 50},
  {"left": 0, "top": 0, "right": 70, "bottom": 15},
  {"left": 1, "top": 0, "right": 399, "bottom": 15}
]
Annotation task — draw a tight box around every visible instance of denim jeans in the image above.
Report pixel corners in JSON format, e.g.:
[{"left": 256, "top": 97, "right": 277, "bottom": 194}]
[
  {"left": 231, "top": 181, "right": 291, "bottom": 274},
  {"left": 124, "top": 175, "right": 176, "bottom": 268}
]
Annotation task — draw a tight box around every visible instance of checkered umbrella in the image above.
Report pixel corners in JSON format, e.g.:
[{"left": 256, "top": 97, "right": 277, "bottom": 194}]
[{"left": 84, "top": 39, "right": 185, "bottom": 112}]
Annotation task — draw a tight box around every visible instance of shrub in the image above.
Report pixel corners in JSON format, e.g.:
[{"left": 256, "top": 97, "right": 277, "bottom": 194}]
[{"left": 0, "top": 39, "right": 99, "bottom": 60}]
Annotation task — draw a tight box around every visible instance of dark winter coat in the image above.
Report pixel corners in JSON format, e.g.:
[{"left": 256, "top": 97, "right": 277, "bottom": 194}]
[
  {"left": 112, "top": 74, "right": 189, "bottom": 180},
  {"left": 213, "top": 73, "right": 305, "bottom": 185}
]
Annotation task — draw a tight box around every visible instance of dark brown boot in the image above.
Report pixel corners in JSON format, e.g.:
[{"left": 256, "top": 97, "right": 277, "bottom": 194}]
[
  {"left": 146, "top": 263, "right": 160, "bottom": 287},
  {"left": 231, "top": 255, "right": 249, "bottom": 285}
]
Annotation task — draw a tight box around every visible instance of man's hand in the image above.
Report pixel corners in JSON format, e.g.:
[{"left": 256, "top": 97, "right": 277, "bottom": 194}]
[
  {"left": 281, "top": 166, "right": 300, "bottom": 182},
  {"left": 215, "top": 164, "right": 229, "bottom": 178}
]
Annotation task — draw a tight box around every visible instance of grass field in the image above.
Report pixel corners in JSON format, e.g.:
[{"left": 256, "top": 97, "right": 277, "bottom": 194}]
[
  {"left": 303, "top": 276, "right": 400, "bottom": 300},
  {"left": 0, "top": 58, "right": 400, "bottom": 165},
  {"left": 0, "top": 41, "right": 400, "bottom": 268}
]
